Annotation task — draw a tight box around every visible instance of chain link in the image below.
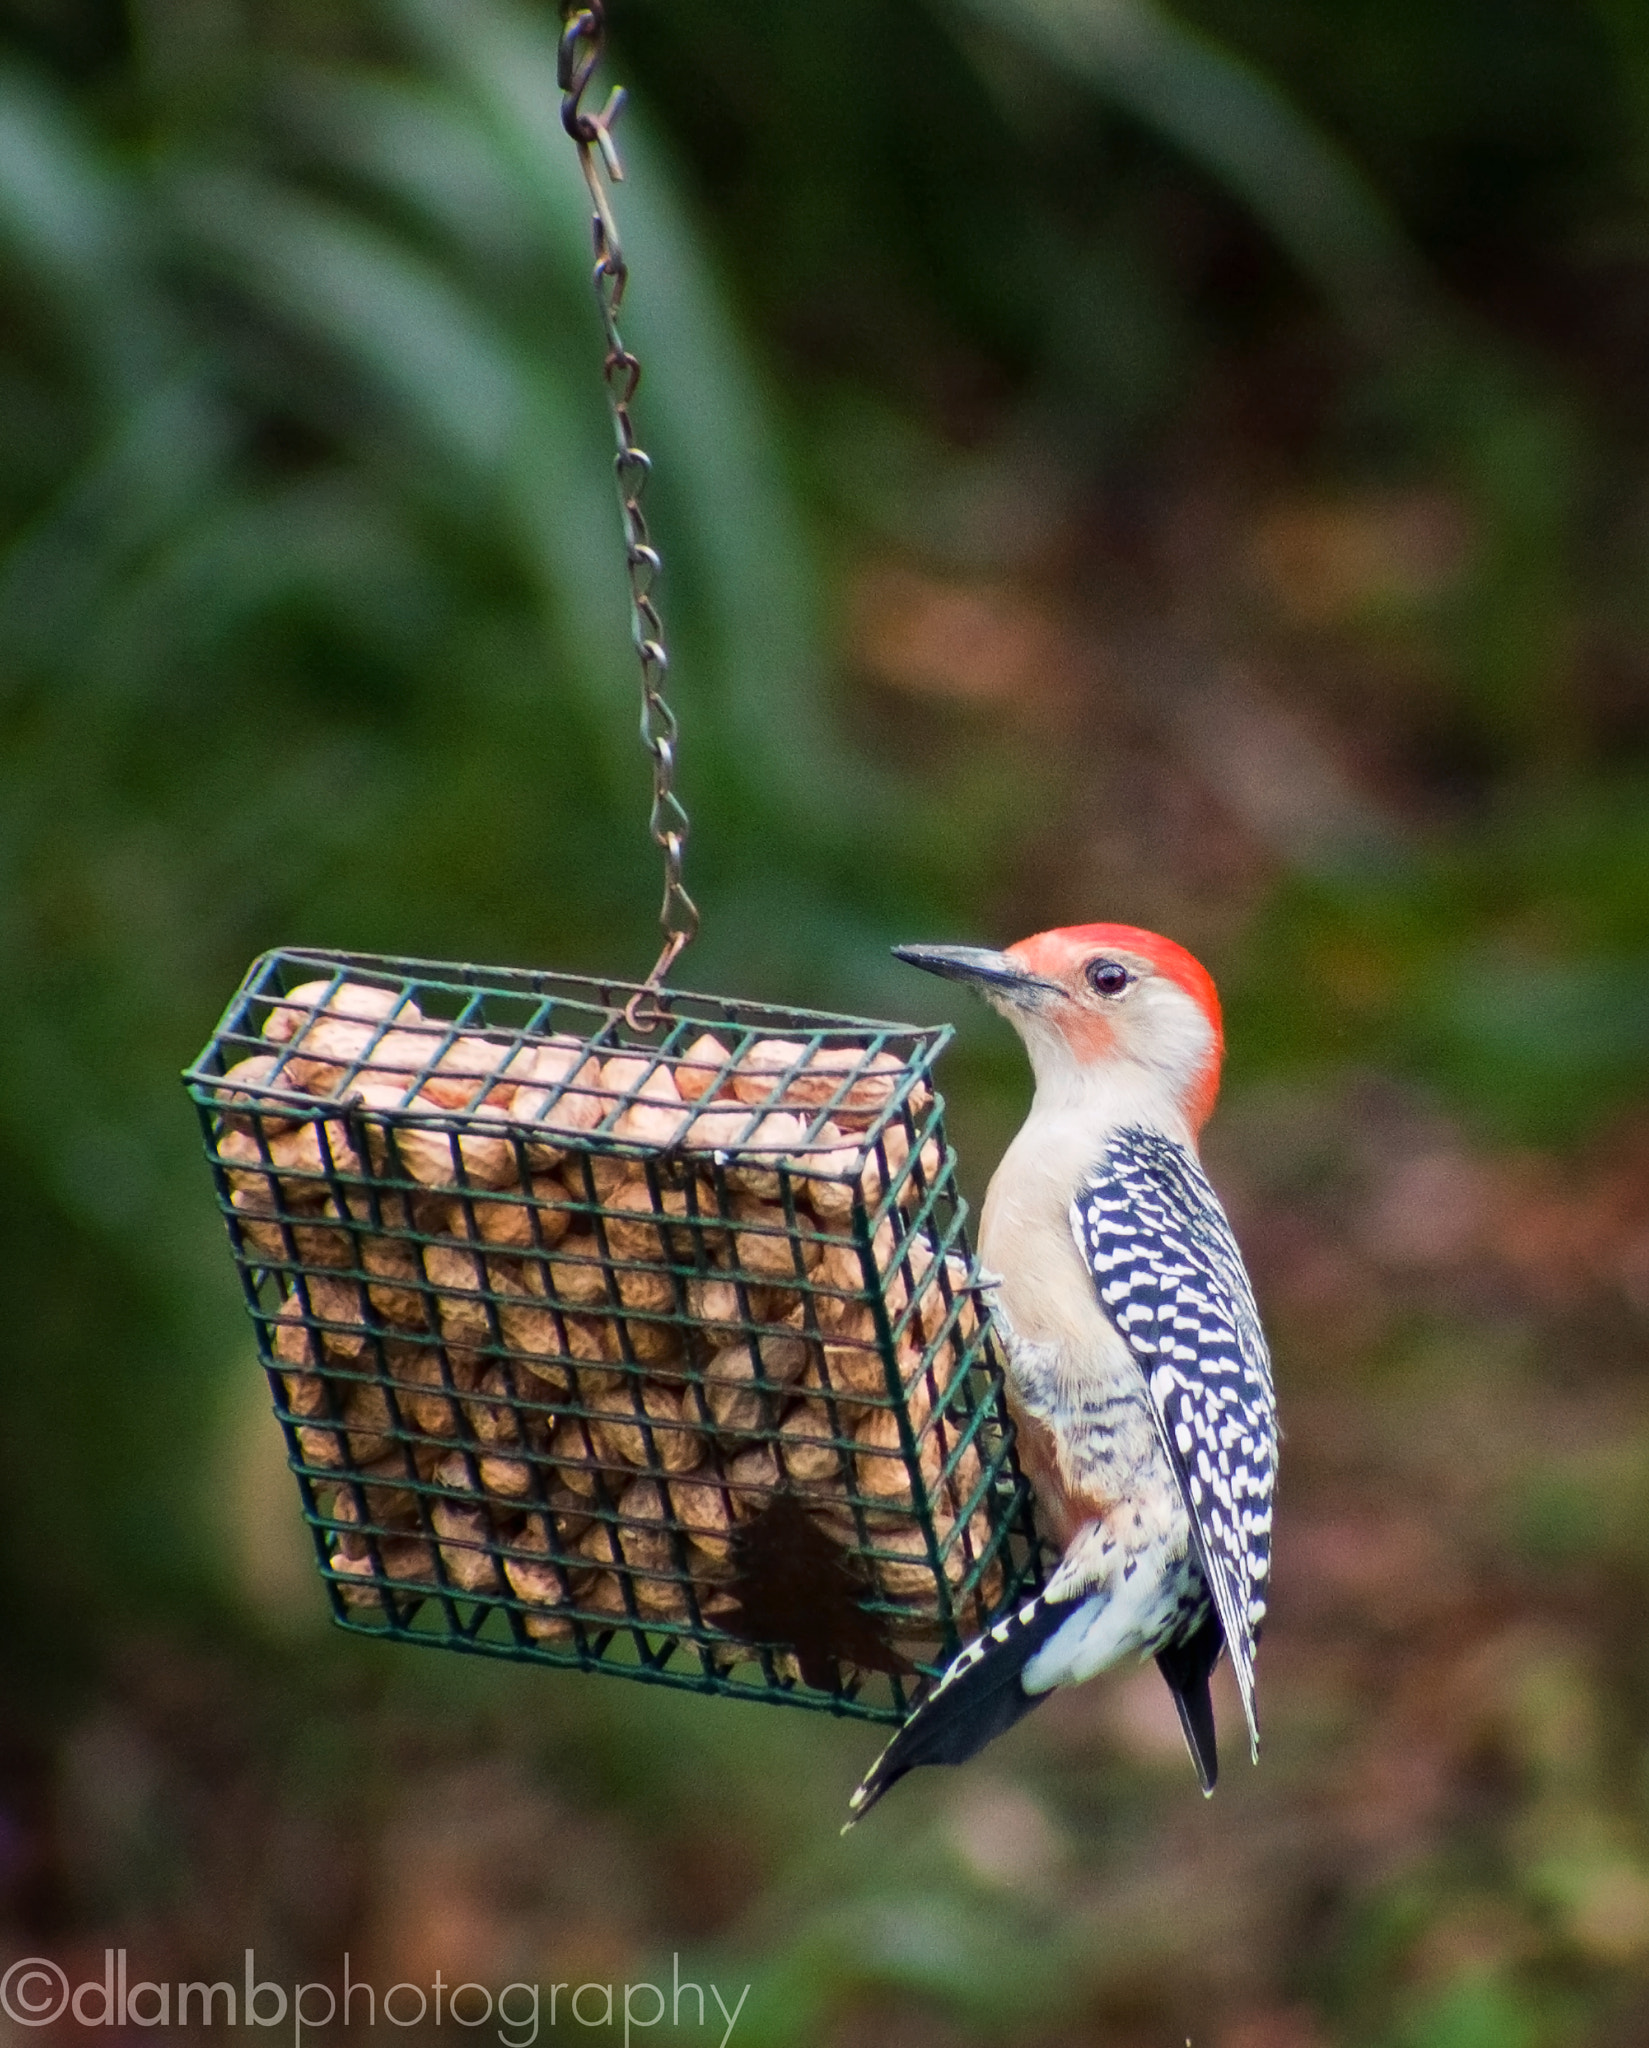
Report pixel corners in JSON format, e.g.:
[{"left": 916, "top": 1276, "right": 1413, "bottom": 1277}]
[{"left": 559, "top": 4, "right": 698, "bottom": 1025}]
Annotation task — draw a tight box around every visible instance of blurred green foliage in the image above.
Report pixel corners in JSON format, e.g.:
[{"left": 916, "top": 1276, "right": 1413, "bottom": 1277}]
[{"left": 6, "top": 1, "right": 1649, "bottom": 2043}]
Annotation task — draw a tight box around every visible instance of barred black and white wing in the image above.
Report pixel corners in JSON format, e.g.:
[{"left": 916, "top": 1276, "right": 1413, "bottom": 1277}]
[{"left": 1072, "top": 1127, "right": 1277, "bottom": 1756}]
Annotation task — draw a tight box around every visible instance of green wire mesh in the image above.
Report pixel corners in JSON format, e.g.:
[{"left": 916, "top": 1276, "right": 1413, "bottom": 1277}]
[{"left": 182, "top": 947, "right": 1045, "bottom": 1723}]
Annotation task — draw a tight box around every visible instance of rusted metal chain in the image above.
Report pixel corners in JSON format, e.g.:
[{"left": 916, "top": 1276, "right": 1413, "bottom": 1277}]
[{"left": 559, "top": 4, "right": 698, "bottom": 1027}]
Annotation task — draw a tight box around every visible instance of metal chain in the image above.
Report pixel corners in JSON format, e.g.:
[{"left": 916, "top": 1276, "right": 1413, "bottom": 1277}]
[{"left": 559, "top": 4, "right": 698, "bottom": 1025}]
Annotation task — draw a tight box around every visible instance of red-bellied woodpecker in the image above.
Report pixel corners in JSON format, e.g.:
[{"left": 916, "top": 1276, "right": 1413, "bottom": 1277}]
[{"left": 847, "top": 923, "right": 1277, "bottom": 1822}]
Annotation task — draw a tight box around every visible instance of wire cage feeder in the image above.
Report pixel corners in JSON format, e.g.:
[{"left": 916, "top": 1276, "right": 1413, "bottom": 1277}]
[
  {"left": 181, "top": 9, "right": 1044, "bottom": 1723},
  {"left": 184, "top": 950, "right": 1043, "bottom": 1721}
]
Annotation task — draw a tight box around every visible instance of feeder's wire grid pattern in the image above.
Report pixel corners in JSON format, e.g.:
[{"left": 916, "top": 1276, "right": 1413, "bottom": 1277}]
[{"left": 183, "top": 949, "right": 1045, "bottom": 1723}]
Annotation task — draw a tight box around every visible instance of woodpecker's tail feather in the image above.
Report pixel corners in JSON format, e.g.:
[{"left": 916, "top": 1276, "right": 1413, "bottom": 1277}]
[
  {"left": 844, "top": 1592, "right": 1074, "bottom": 1827},
  {"left": 1154, "top": 1609, "right": 1225, "bottom": 1795}
]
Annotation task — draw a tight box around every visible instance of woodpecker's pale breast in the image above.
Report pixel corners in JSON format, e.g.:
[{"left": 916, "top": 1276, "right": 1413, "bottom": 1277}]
[{"left": 980, "top": 1097, "right": 1205, "bottom": 1672}]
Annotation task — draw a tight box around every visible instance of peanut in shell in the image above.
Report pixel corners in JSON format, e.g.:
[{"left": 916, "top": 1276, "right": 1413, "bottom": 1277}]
[
  {"left": 330, "top": 1538, "right": 438, "bottom": 1603},
  {"left": 264, "top": 979, "right": 413, "bottom": 1044},
  {"left": 213, "top": 1054, "right": 298, "bottom": 1135},
  {"left": 461, "top": 1366, "right": 526, "bottom": 1448},
  {"left": 283, "top": 1273, "right": 371, "bottom": 1360},
  {"left": 476, "top": 1453, "right": 536, "bottom": 1501},
  {"left": 446, "top": 1182, "right": 571, "bottom": 1251},
  {"left": 578, "top": 1479, "right": 689, "bottom": 1617},
  {"left": 586, "top": 1376, "right": 700, "bottom": 1473},
  {"left": 421, "top": 1241, "right": 490, "bottom": 1345},
  {"left": 667, "top": 1472, "right": 735, "bottom": 1563},
  {"left": 599, "top": 1171, "right": 721, "bottom": 1261},
  {"left": 281, "top": 1015, "right": 392, "bottom": 1095},
  {"left": 850, "top": 1402, "right": 946, "bottom": 1509},
  {"left": 503, "top": 1513, "right": 592, "bottom": 1613},
  {"left": 728, "top": 1193, "right": 822, "bottom": 1280},
  {"left": 778, "top": 1399, "right": 843, "bottom": 1486},
  {"left": 381, "top": 1339, "right": 467, "bottom": 1438},
  {"left": 698, "top": 1329, "right": 812, "bottom": 1435},
  {"left": 540, "top": 1234, "right": 609, "bottom": 1308},
  {"left": 673, "top": 1032, "right": 732, "bottom": 1102},
  {"left": 418, "top": 1033, "right": 534, "bottom": 1111},
  {"left": 726, "top": 1039, "right": 810, "bottom": 1108},
  {"left": 686, "top": 1273, "right": 798, "bottom": 1339},
  {"left": 724, "top": 1441, "right": 782, "bottom": 1512},
  {"left": 431, "top": 1498, "right": 503, "bottom": 1592}
]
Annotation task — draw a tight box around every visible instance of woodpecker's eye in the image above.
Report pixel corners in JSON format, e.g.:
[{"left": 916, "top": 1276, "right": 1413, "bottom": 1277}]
[{"left": 1086, "top": 958, "right": 1132, "bottom": 997}]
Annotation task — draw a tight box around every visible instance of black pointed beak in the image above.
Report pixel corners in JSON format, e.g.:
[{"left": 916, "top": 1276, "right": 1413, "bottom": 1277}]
[{"left": 891, "top": 943, "right": 1058, "bottom": 1007}]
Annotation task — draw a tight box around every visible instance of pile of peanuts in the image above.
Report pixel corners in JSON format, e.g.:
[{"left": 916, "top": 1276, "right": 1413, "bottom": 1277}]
[{"left": 209, "top": 979, "right": 1004, "bottom": 1657}]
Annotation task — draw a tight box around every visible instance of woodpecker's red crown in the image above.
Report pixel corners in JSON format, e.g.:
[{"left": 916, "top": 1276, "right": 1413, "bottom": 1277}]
[{"left": 1007, "top": 923, "right": 1220, "bottom": 1026}]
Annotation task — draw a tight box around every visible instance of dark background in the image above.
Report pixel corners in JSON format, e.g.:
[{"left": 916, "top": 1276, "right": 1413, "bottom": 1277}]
[{"left": 5, "top": 1, "right": 1649, "bottom": 2042}]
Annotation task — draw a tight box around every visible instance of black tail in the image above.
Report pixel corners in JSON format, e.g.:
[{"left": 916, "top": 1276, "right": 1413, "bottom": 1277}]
[
  {"left": 1155, "top": 1610, "right": 1225, "bottom": 1794},
  {"left": 845, "top": 1592, "right": 1075, "bottom": 1826}
]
